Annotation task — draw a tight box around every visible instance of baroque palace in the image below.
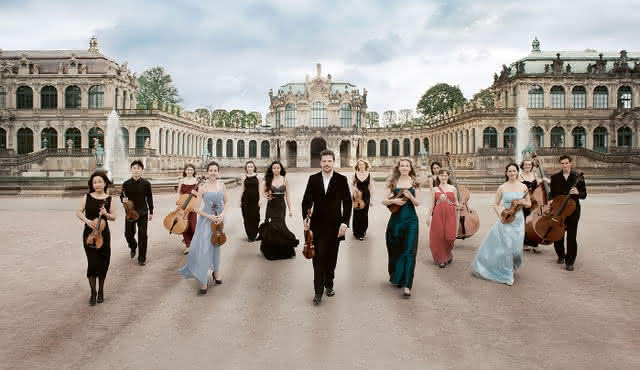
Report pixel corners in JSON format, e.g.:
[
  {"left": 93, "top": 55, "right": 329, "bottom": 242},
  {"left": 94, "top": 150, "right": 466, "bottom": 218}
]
[{"left": 0, "top": 37, "right": 638, "bottom": 176}]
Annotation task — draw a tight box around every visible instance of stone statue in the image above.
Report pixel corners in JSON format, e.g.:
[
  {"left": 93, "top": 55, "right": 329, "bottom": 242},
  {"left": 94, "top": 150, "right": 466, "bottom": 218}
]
[
  {"left": 66, "top": 138, "right": 73, "bottom": 149},
  {"left": 566, "top": 64, "right": 572, "bottom": 73},
  {"left": 144, "top": 137, "right": 150, "bottom": 148}
]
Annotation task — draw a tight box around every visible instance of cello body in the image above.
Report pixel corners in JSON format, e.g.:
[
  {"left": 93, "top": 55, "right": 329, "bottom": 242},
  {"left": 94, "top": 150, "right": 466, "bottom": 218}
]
[
  {"left": 444, "top": 153, "right": 480, "bottom": 239},
  {"left": 163, "top": 177, "right": 203, "bottom": 234},
  {"left": 532, "top": 172, "right": 583, "bottom": 242}
]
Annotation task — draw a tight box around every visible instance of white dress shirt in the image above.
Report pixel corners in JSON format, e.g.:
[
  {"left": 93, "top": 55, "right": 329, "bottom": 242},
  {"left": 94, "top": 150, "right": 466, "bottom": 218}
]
[{"left": 322, "top": 170, "right": 333, "bottom": 193}]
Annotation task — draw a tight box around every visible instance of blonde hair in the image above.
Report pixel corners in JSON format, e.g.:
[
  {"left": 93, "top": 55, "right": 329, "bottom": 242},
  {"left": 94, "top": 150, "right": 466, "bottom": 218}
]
[
  {"left": 353, "top": 158, "right": 370, "bottom": 172},
  {"left": 387, "top": 158, "right": 419, "bottom": 191}
]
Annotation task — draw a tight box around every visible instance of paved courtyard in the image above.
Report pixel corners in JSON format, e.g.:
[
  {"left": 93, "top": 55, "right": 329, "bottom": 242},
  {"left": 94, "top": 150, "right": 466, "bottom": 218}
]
[{"left": 0, "top": 170, "right": 638, "bottom": 369}]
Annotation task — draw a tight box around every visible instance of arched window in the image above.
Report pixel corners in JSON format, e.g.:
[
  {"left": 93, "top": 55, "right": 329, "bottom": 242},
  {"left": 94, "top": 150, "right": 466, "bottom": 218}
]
[
  {"left": 483, "top": 127, "right": 497, "bottom": 148},
  {"left": 216, "top": 139, "right": 223, "bottom": 157},
  {"left": 593, "top": 126, "right": 608, "bottom": 152},
  {"left": 40, "top": 127, "right": 57, "bottom": 149},
  {"left": 17, "top": 127, "right": 33, "bottom": 154},
  {"left": 503, "top": 127, "right": 517, "bottom": 148},
  {"left": 226, "top": 139, "right": 233, "bottom": 157},
  {"left": 88, "top": 127, "right": 104, "bottom": 149},
  {"left": 403, "top": 138, "right": 411, "bottom": 156},
  {"left": 40, "top": 86, "right": 57, "bottom": 109},
  {"left": 617, "top": 126, "right": 632, "bottom": 147},
  {"left": 423, "top": 138, "right": 429, "bottom": 153},
  {"left": 356, "top": 106, "right": 361, "bottom": 127},
  {"left": 0, "top": 127, "right": 6, "bottom": 149},
  {"left": 284, "top": 104, "right": 296, "bottom": 127},
  {"left": 512, "top": 86, "right": 518, "bottom": 108},
  {"left": 572, "top": 86, "right": 586, "bottom": 109},
  {"left": 392, "top": 139, "right": 400, "bottom": 156},
  {"left": 311, "top": 101, "right": 327, "bottom": 127},
  {"left": 414, "top": 138, "right": 420, "bottom": 156},
  {"left": 237, "top": 140, "right": 245, "bottom": 158},
  {"left": 275, "top": 109, "right": 280, "bottom": 128},
  {"left": 340, "top": 103, "right": 352, "bottom": 127},
  {"left": 593, "top": 86, "right": 608, "bottom": 109},
  {"left": 249, "top": 140, "right": 257, "bottom": 158},
  {"left": 0, "top": 86, "right": 6, "bottom": 108},
  {"left": 618, "top": 86, "right": 632, "bottom": 109},
  {"left": 88, "top": 85, "right": 104, "bottom": 109},
  {"left": 65, "top": 85, "right": 81, "bottom": 109},
  {"left": 64, "top": 128, "right": 81, "bottom": 149},
  {"left": 261, "top": 140, "right": 270, "bottom": 158},
  {"left": 16, "top": 85, "right": 33, "bottom": 109},
  {"left": 572, "top": 126, "right": 586, "bottom": 148},
  {"left": 528, "top": 85, "right": 544, "bottom": 108},
  {"left": 380, "top": 139, "right": 389, "bottom": 157},
  {"left": 135, "top": 127, "right": 150, "bottom": 149},
  {"left": 551, "top": 86, "right": 565, "bottom": 109},
  {"left": 121, "top": 128, "right": 129, "bottom": 149},
  {"left": 367, "top": 140, "right": 376, "bottom": 157},
  {"left": 551, "top": 127, "right": 565, "bottom": 148},
  {"left": 531, "top": 126, "right": 544, "bottom": 148}
]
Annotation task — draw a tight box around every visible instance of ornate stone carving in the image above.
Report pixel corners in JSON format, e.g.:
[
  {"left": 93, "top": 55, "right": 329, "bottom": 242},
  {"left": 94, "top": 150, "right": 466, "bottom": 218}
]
[
  {"left": 587, "top": 54, "right": 607, "bottom": 74},
  {"left": 531, "top": 37, "right": 541, "bottom": 52}
]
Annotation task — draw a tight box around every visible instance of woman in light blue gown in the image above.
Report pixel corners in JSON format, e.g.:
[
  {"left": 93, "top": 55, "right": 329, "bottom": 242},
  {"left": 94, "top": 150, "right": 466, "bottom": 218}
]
[
  {"left": 178, "top": 161, "right": 228, "bottom": 294},
  {"left": 472, "top": 163, "right": 531, "bottom": 286}
]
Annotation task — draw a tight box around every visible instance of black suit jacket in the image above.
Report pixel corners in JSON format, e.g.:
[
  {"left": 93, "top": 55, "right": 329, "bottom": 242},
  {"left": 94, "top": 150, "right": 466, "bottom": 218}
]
[
  {"left": 549, "top": 171, "right": 587, "bottom": 210},
  {"left": 301, "top": 171, "right": 352, "bottom": 241}
]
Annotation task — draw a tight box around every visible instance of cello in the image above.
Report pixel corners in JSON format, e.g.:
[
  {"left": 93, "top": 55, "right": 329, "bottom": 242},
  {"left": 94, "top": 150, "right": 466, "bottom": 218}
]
[
  {"left": 163, "top": 177, "right": 204, "bottom": 234},
  {"left": 444, "top": 153, "right": 480, "bottom": 239},
  {"left": 524, "top": 154, "right": 553, "bottom": 245},
  {"left": 533, "top": 172, "right": 584, "bottom": 242}
]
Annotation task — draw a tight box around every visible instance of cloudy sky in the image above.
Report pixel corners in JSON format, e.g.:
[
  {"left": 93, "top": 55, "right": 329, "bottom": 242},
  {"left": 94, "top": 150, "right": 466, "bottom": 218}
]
[{"left": 1, "top": 0, "right": 638, "bottom": 115}]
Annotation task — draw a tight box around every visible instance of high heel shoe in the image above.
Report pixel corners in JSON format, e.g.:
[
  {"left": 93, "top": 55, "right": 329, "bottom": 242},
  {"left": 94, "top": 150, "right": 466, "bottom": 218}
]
[
  {"left": 212, "top": 272, "right": 222, "bottom": 285},
  {"left": 89, "top": 291, "right": 97, "bottom": 306},
  {"left": 199, "top": 286, "right": 208, "bottom": 295},
  {"left": 402, "top": 288, "right": 411, "bottom": 298},
  {"left": 97, "top": 291, "right": 104, "bottom": 303},
  {"left": 439, "top": 263, "right": 446, "bottom": 268}
]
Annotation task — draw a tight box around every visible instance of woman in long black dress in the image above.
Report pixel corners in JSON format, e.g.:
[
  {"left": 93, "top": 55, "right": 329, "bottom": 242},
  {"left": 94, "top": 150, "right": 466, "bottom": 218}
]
[
  {"left": 518, "top": 158, "right": 548, "bottom": 253},
  {"left": 257, "top": 161, "right": 299, "bottom": 260},
  {"left": 352, "top": 159, "right": 372, "bottom": 240},
  {"left": 241, "top": 161, "right": 260, "bottom": 241},
  {"left": 76, "top": 171, "right": 116, "bottom": 306}
]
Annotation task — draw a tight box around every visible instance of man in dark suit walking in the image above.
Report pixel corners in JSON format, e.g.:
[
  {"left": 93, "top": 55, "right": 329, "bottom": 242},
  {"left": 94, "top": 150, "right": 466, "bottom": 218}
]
[{"left": 302, "top": 149, "right": 352, "bottom": 305}]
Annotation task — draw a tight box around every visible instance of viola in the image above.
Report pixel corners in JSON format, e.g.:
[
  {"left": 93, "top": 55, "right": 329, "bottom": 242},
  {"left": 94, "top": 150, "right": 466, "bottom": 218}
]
[
  {"left": 86, "top": 201, "right": 106, "bottom": 249},
  {"left": 122, "top": 195, "right": 139, "bottom": 222},
  {"left": 353, "top": 189, "right": 366, "bottom": 210},
  {"left": 533, "top": 172, "right": 584, "bottom": 242},
  {"left": 302, "top": 209, "right": 314, "bottom": 259},
  {"left": 524, "top": 153, "right": 553, "bottom": 245},
  {"left": 386, "top": 189, "right": 407, "bottom": 214},
  {"left": 445, "top": 152, "right": 480, "bottom": 239},
  {"left": 211, "top": 220, "right": 227, "bottom": 246},
  {"left": 163, "top": 177, "right": 204, "bottom": 234},
  {"left": 500, "top": 197, "right": 525, "bottom": 224}
]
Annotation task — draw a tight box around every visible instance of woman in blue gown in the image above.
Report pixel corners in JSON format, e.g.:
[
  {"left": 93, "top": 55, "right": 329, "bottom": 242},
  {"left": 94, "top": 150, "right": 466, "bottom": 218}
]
[
  {"left": 382, "top": 159, "right": 420, "bottom": 298},
  {"left": 472, "top": 163, "right": 531, "bottom": 286},
  {"left": 178, "top": 161, "right": 228, "bottom": 294}
]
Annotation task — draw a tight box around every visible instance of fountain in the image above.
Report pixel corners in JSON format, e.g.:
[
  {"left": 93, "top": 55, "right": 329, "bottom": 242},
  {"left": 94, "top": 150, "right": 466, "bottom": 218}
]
[
  {"left": 104, "top": 110, "right": 129, "bottom": 183},
  {"left": 515, "top": 107, "right": 532, "bottom": 164}
]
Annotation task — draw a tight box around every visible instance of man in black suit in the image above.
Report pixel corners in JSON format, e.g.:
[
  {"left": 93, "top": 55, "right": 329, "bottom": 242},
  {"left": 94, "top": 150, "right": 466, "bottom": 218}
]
[
  {"left": 302, "top": 149, "right": 352, "bottom": 305},
  {"left": 549, "top": 155, "right": 587, "bottom": 271},
  {"left": 120, "top": 160, "right": 154, "bottom": 266}
]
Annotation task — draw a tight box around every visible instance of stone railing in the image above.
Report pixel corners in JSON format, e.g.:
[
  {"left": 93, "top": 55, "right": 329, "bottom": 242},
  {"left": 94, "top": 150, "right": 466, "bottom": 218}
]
[
  {"left": 477, "top": 147, "right": 640, "bottom": 164},
  {"left": 128, "top": 148, "right": 157, "bottom": 156}
]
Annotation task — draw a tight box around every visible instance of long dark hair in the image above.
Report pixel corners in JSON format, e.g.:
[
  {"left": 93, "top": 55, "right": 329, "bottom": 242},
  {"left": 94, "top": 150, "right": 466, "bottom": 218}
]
[
  {"left": 387, "top": 158, "right": 419, "bottom": 191},
  {"left": 431, "top": 161, "right": 442, "bottom": 187},
  {"left": 265, "top": 160, "right": 286, "bottom": 192},
  {"left": 437, "top": 169, "right": 454, "bottom": 185},
  {"left": 504, "top": 162, "right": 520, "bottom": 181},
  {"left": 182, "top": 163, "right": 196, "bottom": 178},
  {"left": 88, "top": 171, "right": 112, "bottom": 193},
  {"left": 244, "top": 160, "right": 256, "bottom": 174}
]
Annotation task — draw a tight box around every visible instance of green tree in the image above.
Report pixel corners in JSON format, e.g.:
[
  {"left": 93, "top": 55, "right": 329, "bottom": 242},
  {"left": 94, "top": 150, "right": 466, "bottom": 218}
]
[
  {"left": 136, "top": 66, "right": 181, "bottom": 108},
  {"left": 471, "top": 88, "right": 495, "bottom": 109},
  {"left": 212, "top": 109, "right": 228, "bottom": 127},
  {"left": 367, "top": 112, "right": 379, "bottom": 127},
  {"left": 416, "top": 83, "right": 466, "bottom": 118},
  {"left": 194, "top": 108, "right": 211, "bottom": 123},
  {"left": 229, "top": 109, "right": 246, "bottom": 128}
]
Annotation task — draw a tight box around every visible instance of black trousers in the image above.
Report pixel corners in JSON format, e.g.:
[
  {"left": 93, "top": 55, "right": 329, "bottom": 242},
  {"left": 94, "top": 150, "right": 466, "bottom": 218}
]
[
  {"left": 312, "top": 236, "right": 340, "bottom": 295},
  {"left": 125, "top": 216, "right": 148, "bottom": 262},
  {"left": 554, "top": 210, "right": 580, "bottom": 265}
]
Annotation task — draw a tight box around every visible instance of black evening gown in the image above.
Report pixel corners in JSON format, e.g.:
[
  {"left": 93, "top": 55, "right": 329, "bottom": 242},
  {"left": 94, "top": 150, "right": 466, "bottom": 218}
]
[
  {"left": 352, "top": 174, "right": 371, "bottom": 239},
  {"left": 82, "top": 194, "right": 112, "bottom": 277},
  {"left": 257, "top": 185, "right": 299, "bottom": 260},
  {"left": 241, "top": 176, "right": 260, "bottom": 241}
]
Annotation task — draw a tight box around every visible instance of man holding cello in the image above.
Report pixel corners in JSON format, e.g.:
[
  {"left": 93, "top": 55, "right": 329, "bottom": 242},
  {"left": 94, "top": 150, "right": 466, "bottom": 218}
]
[{"left": 549, "top": 155, "right": 587, "bottom": 271}]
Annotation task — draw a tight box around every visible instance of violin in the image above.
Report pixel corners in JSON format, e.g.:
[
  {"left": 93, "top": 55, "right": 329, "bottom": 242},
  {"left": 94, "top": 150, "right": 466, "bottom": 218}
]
[
  {"left": 533, "top": 172, "right": 583, "bottom": 242},
  {"left": 302, "top": 209, "right": 314, "bottom": 259},
  {"left": 211, "top": 220, "right": 227, "bottom": 246},
  {"left": 386, "top": 189, "right": 407, "bottom": 213},
  {"left": 353, "top": 189, "right": 365, "bottom": 210},
  {"left": 86, "top": 201, "right": 107, "bottom": 249},
  {"left": 122, "top": 192, "right": 139, "bottom": 222},
  {"left": 163, "top": 177, "right": 204, "bottom": 234},
  {"left": 500, "top": 197, "right": 525, "bottom": 224},
  {"left": 445, "top": 153, "right": 480, "bottom": 239}
]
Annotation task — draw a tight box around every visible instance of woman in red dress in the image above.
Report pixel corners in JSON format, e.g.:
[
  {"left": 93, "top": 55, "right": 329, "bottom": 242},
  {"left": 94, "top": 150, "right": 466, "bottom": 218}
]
[
  {"left": 177, "top": 164, "right": 199, "bottom": 254},
  {"left": 426, "top": 169, "right": 460, "bottom": 268}
]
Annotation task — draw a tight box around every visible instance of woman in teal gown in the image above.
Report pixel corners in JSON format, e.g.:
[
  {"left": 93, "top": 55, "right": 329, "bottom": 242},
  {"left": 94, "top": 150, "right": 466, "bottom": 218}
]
[
  {"left": 472, "top": 163, "right": 531, "bottom": 285},
  {"left": 383, "top": 159, "right": 420, "bottom": 297}
]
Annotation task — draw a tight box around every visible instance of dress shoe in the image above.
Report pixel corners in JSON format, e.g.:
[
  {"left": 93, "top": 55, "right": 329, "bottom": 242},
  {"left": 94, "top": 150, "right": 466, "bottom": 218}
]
[
  {"left": 183, "top": 247, "right": 190, "bottom": 255},
  {"left": 403, "top": 288, "right": 411, "bottom": 297},
  {"left": 313, "top": 294, "right": 322, "bottom": 305},
  {"left": 212, "top": 272, "right": 222, "bottom": 285},
  {"left": 326, "top": 288, "right": 335, "bottom": 297},
  {"left": 89, "top": 291, "right": 97, "bottom": 306},
  {"left": 138, "top": 260, "right": 146, "bottom": 266},
  {"left": 199, "top": 286, "right": 208, "bottom": 295},
  {"left": 130, "top": 249, "right": 136, "bottom": 258},
  {"left": 566, "top": 264, "right": 574, "bottom": 271},
  {"left": 439, "top": 263, "right": 446, "bottom": 268},
  {"left": 97, "top": 292, "right": 104, "bottom": 303},
  {"left": 556, "top": 257, "right": 565, "bottom": 264}
]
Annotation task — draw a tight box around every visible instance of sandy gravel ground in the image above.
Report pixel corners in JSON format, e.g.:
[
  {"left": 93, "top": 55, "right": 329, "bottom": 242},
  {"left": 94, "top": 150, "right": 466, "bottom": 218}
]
[{"left": 0, "top": 170, "right": 639, "bottom": 370}]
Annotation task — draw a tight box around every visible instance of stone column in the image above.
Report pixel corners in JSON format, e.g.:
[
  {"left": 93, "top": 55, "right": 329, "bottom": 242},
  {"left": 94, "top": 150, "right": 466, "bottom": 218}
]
[
  {"left": 497, "top": 130, "right": 504, "bottom": 148},
  {"left": 58, "top": 124, "right": 66, "bottom": 148},
  {"left": 474, "top": 127, "right": 482, "bottom": 152},
  {"left": 151, "top": 126, "right": 159, "bottom": 152},
  {"left": 81, "top": 85, "right": 89, "bottom": 109},
  {"left": 586, "top": 84, "right": 593, "bottom": 109},
  {"left": 32, "top": 84, "right": 41, "bottom": 111},
  {"left": 543, "top": 127, "right": 551, "bottom": 148},
  {"left": 57, "top": 83, "right": 65, "bottom": 110},
  {"left": 462, "top": 131, "right": 468, "bottom": 154},
  {"left": 34, "top": 126, "right": 41, "bottom": 151},
  {"left": 81, "top": 126, "right": 88, "bottom": 149}
]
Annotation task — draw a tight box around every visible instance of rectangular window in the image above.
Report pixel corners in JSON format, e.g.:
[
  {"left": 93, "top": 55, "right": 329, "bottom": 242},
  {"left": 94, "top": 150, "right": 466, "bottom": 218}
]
[
  {"left": 594, "top": 94, "right": 608, "bottom": 109},
  {"left": 573, "top": 93, "right": 585, "bottom": 109},
  {"left": 528, "top": 93, "right": 543, "bottom": 108},
  {"left": 551, "top": 94, "right": 565, "bottom": 109},
  {"left": 275, "top": 110, "right": 280, "bottom": 128}
]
